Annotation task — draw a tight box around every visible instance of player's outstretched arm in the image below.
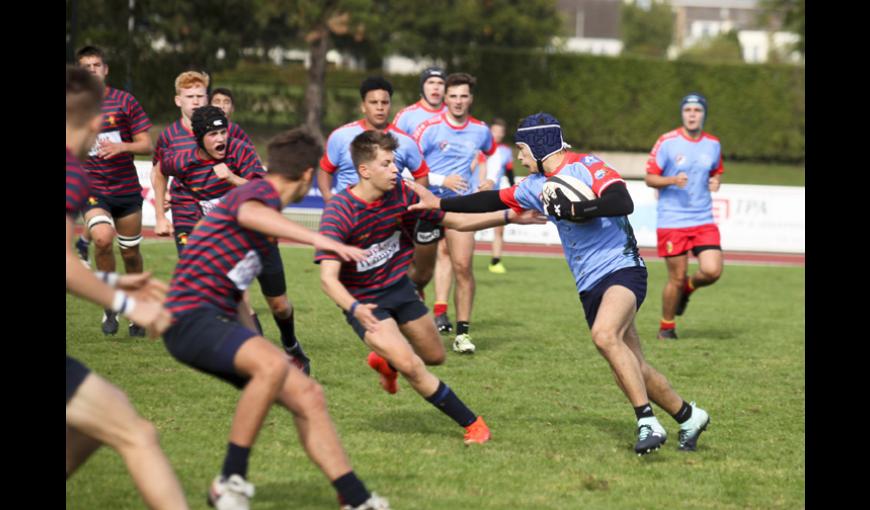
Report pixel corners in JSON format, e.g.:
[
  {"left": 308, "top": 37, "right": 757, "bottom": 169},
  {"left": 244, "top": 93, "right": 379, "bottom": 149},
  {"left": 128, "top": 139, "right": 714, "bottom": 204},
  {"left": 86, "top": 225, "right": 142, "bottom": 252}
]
[
  {"left": 442, "top": 209, "right": 547, "bottom": 232},
  {"left": 237, "top": 200, "right": 367, "bottom": 262},
  {"left": 546, "top": 183, "right": 634, "bottom": 221},
  {"left": 319, "top": 260, "right": 381, "bottom": 332}
]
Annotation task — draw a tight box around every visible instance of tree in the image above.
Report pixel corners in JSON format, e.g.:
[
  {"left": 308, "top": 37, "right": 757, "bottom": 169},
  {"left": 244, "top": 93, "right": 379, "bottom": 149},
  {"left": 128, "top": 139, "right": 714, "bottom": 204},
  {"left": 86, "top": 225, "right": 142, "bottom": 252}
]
[
  {"left": 621, "top": 0, "right": 674, "bottom": 59},
  {"left": 758, "top": 0, "right": 804, "bottom": 56},
  {"left": 677, "top": 30, "right": 743, "bottom": 64}
]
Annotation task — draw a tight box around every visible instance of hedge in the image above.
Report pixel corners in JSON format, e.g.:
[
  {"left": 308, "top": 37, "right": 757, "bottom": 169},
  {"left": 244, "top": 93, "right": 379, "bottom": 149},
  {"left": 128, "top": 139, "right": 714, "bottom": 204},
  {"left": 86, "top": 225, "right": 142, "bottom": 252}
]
[{"left": 115, "top": 49, "right": 804, "bottom": 163}]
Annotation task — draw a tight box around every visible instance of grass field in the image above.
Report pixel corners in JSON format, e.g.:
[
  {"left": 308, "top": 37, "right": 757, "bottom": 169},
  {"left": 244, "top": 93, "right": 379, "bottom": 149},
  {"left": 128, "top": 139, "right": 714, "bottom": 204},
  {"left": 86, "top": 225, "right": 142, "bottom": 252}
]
[{"left": 66, "top": 242, "right": 805, "bottom": 509}]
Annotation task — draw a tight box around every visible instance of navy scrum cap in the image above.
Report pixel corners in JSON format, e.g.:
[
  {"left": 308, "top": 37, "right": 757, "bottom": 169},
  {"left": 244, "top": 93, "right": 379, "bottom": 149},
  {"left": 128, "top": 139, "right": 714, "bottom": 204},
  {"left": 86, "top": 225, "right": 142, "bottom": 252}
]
[
  {"left": 191, "top": 105, "right": 228, "bottom": 150},
  {"left": 420, "top": 66, "right": 445, "bottom": 95},
  {"left": 680, "top": 93, "right": 707, "bottom": 115},
  {"left": 515, "top": 112, "right": 571, "bottom": 172}
]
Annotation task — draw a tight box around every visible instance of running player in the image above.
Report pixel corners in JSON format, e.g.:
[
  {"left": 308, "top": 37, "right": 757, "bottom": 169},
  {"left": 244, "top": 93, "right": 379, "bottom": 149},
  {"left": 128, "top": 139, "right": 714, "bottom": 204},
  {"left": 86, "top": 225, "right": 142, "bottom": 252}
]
[
  {"left": 66, "top": 65, "right": 188, "bottom": 510},
  {"left": 413, "top": 72, "right": 497, "bottom": 353},
  {"left": 162, "top": 127, "right": 389, "bottom": 510},
  {"left": 409, "top": 113, "right": 712, "bottom": 455},
  {"left": 317, "top": 131, "right": 544, "bottom": 445},
  {"left": 645, "top": 93, "right": 725, "bottom": 340},
  {"left": 479, "top": 118, "right": 514, "bottom": 274},
  {"left": 160, "top": 105, "right": 312, "bottom": 373},
  {"left": 75, "top": 45, "right": 153, "bottom": 337}
]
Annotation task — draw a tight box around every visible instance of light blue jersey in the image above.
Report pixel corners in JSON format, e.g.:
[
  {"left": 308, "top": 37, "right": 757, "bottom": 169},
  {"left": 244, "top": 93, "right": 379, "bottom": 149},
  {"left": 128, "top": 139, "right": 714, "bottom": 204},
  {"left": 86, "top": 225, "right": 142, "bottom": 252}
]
[
  {"left": 414, "top": 114, "right": 495, "bottom": 198},
  {"left": 320, "top": 121, "right": 428, "bottom": 193},
  {"left": 646, "top": 129, "right": 724, "bottom": 229},
  {"left": 392, "top": 101, "right": 446, "bottom": 137},
  {"left": 500, "top": 152, "right": 644, "bottom": 293}
]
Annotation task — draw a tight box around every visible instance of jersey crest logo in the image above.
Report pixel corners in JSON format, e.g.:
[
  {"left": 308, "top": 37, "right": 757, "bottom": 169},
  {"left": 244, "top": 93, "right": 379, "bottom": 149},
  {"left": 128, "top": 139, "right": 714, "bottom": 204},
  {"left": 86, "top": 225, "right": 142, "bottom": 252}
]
[
  {"left": 107, "top": 115, "right": 117, "bottom": 127},
  {"left": 88, "top": 196, "right": 98, "bottom": 205},
  {"left": 675, "top": 155, "right": 686, "bottom": 166},
  {"left": 438, "top": 141, "right": 449, "bottom": 152},
  {"left": 666, "top": 241, "right": 674, "bottom": 254}
]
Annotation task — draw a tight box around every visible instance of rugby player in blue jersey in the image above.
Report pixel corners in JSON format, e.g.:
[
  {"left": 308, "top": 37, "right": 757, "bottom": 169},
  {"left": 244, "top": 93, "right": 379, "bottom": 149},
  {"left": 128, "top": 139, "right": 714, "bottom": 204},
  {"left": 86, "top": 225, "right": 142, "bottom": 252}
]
[
  {"left": 409, "top": 113, "right": 712, "bottom": 456},
  {"left": 317, "top": 130, "right": 545, "bottom": 445},
  {"left": 645, "top": 94, "right": 725, "bottom": 340}
]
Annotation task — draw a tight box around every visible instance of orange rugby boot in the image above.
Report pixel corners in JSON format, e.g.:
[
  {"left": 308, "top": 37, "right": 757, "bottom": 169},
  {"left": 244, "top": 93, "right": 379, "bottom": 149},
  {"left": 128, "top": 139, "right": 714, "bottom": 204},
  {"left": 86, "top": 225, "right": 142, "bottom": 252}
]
[
  {"left": 463, "top": 416, "right": 491, "bottom": 445},
  {"left": 367, "top": 352, "right": 398, "bottom": 394}
]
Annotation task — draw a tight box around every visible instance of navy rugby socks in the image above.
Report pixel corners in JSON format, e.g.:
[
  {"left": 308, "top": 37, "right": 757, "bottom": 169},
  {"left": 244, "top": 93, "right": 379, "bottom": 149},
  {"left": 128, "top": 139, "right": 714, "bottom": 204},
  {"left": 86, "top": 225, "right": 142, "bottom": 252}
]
[
  {"left": 332, "top": 471, "right": 371, "bottom": 508},
  {"left": 426, "top": 380, "right": 476, "bottom": 427},
  {"left": 222, "top": 442, "right": 251, "bottom": 479},
  {"left": 671, "top": 401, "right": 693, "bottom": 424},
  {"left": 634, "top": 403, "right": 655, "bottom": 420}
]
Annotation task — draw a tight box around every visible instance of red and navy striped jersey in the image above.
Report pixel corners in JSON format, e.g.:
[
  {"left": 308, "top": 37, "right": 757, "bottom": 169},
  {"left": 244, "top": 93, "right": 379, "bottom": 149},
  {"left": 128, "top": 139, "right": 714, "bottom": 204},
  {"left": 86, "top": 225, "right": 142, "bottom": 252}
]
[
  {"left": 160, "top": 138, "right": 265, "bottom": 221},
  {"left": 154, "top": 119, "right": 254, "bottom": 229},
  {"left": 66, "top": 148, "right": 91, "bottom": 217},
  {"left": 82, "top": 87, "right": 152, "bottom": 196},
  {"left": 166, "top": 179, "right": 282, "bottom": 319},
  {"left": 315, "top": 180, "right": 445, "bottom": 299}
]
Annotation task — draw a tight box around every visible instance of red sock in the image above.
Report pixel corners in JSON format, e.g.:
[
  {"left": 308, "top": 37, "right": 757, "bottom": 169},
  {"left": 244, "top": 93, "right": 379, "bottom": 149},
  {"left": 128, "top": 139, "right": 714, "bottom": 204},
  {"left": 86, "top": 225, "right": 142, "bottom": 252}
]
[
  {"left": 683, "top": 279, "right": 695, "bottom": 295},
  {"left": 434, "top": 302, "right": 448, "bottom": 316},
  {"left": 660, "top": 319, "right": 676, "bottom": 330}
]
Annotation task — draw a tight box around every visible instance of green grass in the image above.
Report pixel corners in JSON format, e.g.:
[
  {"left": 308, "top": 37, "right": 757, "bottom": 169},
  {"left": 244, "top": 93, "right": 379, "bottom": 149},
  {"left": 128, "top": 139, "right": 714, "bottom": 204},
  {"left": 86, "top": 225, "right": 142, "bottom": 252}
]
[{"left": 66, "top": 241, "right": 804, "bottom": 509}]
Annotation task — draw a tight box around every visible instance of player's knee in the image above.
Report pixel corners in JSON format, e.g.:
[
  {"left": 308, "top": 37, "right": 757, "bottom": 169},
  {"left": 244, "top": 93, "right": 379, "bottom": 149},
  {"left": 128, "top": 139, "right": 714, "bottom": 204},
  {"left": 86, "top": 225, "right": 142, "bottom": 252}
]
[
  {"left": 591, "top": 328, "right": 619, "bottom": 352},
  {"left": 453, "top": 261, "right": 474, "bottom": 280},
  {"left": 91, "top": 229, "right": 115, "bottom": 252},
  {"left": 296, "top": 378, "right": 327, "bottom": 412},
  {"left": 254, "top": 352, "right": 290, "bottom": 385},
  {"left": 701, "top": 265, "right": 723, "bottom": 282},
  {"left": 266, "top": 296, "right": 291, "bottom": 317},
  {"left": 127, "top": 417, "right": 160, "bottom": 450},
  {"left": 421, "top": 348, "right": 446, "bottom": 366},
  {"left": 668, "top": 273, "right": 687, "bottom": 287}
]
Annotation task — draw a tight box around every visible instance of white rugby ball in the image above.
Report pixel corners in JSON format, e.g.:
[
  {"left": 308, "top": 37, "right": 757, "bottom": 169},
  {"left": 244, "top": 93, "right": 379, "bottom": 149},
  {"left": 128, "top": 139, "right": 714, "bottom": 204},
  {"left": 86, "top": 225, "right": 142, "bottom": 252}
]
[{"left": 542, "top": 174, "right": 596, "bottom": 211}]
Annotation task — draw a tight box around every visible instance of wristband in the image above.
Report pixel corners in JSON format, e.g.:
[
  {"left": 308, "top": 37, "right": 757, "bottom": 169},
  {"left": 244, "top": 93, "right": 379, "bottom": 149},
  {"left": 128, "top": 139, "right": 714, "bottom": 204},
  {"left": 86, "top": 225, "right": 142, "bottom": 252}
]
[
  {"left": 111, "top": 290, "right": 136, "bottom": 315},
  {"left": 349, "top": 301, "right": 360, "bottom": 316},
  {"left": 96, "top": 271, "right": 120, "bottom": 288},
  {"left": 503, "top": 209, "right": 511, "bottom": 224}
]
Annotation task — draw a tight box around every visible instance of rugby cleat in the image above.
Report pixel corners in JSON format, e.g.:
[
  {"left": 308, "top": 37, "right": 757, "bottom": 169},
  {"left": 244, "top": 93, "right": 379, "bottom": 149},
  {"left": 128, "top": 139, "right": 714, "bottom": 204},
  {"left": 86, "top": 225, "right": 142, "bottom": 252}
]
[
  {"left": 341, "top": 492, "right": 391, "bottom": 510},
  {"left": 101, "top": 310, "right": 119, "bottom": 336},
  {"left": 657, "top": 328, "right": 678, "bottom": 340},
  {"left": 675, "top": 290, "right": 691, "bottom": 316},
  {"left": 452, "top": 333, "right": 476, "bottom": 354},
  {"left": 488, "top": 261, "right": 507, "bottom": 274},
  {"left": 207, "top": 474, "right": 254, "bottom": 510},
  {"left": 463, "top": 416, "right": 491, "bottom": 445},
  {"left": 367, "top": 352, "right": 398, "bottom": 394},
  {"left": 128, "top": 323, "right": 146, "bottom": 337},
  {"left": 284, "top": 341, "right": 311, "bottom": 375},
  {"left": 75, "top": 238, "right": 90, "bottom": 268},
  {"left": 678, "top": 402, "right": 710, "bottom": 451},
  {"left": 435, "top": 313, "right": 453, "bottom": 334},
  {"left": 635, "top": 417, "right": 667, "bottom": 456}
]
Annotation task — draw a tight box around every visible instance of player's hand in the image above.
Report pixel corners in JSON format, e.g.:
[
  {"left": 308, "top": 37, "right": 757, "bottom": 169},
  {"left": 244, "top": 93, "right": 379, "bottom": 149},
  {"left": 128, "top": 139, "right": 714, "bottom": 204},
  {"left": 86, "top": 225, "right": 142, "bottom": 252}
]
[
  {"left": 545, "top": 188, "right": 576, "bottom": 219},
  {"left": 125, "top": 300, "right": 172, "bottom": 338},
  {"left": 406, "top": 181, "right": 441, "bottom": 212},
  {"left": 163, "top": 190, "right": 172, "bottom": 210},
  {"left": 117, "top": 272, "right": 170, "bottom": 302},
  {"left": 673, "top": 172, "right": 688, "bottom": 189},
  {"left": 96, "top": 140, "right": 127, "bottom": 159},
  {"left": 510, "top": 209, "right": 548, "bottom": 225},
  {"left": 213, "top": 163, "right": 232, "bottom": 180},
  {"left": 479, "top": 179, "right": 495, "bottom": 191},
  {"left": 313, "top": 235, "right": 369, "bottom": 262},
  {"left": 353, "top": 303, "right": 381, "bottom": 333},
  {"left": 155, "top": 215, "right": 174, "bottom": 237},
  {"left": 708, "top": 175, "right": 721, "bottom": 192},
  {"left": 443, "top": 174, "right": 468, "bottom": 193}
]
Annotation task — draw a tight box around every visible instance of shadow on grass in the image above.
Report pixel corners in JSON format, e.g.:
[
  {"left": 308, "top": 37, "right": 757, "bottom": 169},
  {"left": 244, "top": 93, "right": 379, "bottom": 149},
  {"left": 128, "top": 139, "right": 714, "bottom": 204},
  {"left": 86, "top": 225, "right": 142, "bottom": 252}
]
[
  {"left": 366, "top": 408, "right": 457, "bottom": 439},
  {"left": 254, "top": 480, "right": 336, "bottom": 509},
  {"left": 678, "top": 326, "right": 742, "bottom": 341}
]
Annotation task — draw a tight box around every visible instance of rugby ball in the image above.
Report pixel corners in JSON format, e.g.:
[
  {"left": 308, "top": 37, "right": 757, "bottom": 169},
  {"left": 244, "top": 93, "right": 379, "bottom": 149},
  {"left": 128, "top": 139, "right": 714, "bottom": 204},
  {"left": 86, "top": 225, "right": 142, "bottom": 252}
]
[{"left": 542, "top": 174, "right": 596, "bottom": 222}]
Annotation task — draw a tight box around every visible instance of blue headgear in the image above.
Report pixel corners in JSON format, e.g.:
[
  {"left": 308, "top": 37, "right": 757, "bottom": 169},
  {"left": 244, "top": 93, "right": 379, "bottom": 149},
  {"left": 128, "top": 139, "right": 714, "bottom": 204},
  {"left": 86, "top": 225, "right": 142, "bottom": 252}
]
[
  {"left": 420, "top": 66, "right": 446, "bottom": 97},
  {"left": 680, "top": 93, "right": 707, "bottom": 129},
  {"left": 515, "top": 112, "right": 572, "bottom": 173}
]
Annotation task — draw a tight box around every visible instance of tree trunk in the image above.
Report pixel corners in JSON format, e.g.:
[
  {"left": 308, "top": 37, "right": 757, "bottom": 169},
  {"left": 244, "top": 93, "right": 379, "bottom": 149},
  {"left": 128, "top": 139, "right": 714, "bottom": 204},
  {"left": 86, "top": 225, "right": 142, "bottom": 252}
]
[{"left": 304, "top": 27, "right": 329, "bottom": 146}]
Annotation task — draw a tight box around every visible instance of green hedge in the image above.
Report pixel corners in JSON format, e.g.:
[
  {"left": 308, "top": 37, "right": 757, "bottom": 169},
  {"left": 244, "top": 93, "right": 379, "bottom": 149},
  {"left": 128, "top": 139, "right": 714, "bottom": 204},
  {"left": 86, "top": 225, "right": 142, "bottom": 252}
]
[{"left": 121, "top": 51, "right": 804, "bottom": 163}]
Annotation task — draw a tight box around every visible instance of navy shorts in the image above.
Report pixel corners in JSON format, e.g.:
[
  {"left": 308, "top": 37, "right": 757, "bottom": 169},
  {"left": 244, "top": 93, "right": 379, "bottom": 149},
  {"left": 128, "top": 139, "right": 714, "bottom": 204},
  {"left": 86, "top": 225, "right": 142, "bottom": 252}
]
[
  {"left": 257, "top": 244, "right": 286, "bottom": 297},
  {"left": 344, "top": 277, "right": 429, "bottom": 339},
  {"left": 83, "top": 192, "right": 143, "bottom": 219},
  {"left": 579, "top": 266, "right": 648, "bottom": 329},
  {"left": 163, "top": 306, "right": 259, "bottom": 389},
  {"left": 66, "top": 355, "right": 91, "bottom": 404},
  {"left": 414, "top": 219, "right": 445, "bottom": 245}
]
